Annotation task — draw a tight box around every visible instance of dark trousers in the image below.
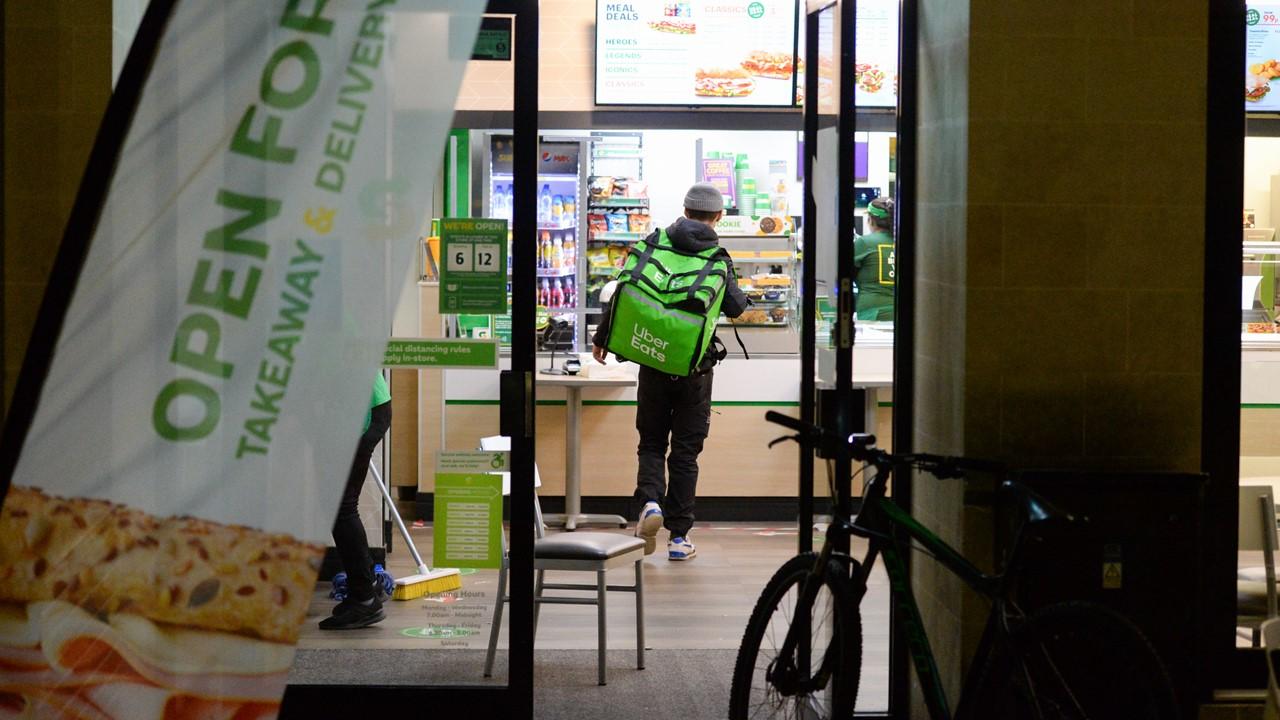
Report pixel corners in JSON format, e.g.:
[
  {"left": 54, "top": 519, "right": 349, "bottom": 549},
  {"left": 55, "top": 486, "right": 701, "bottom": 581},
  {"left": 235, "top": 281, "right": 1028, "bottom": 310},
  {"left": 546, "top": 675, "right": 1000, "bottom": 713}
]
[
  {"left": 332, "top": 401, "right": 392, "bottom": 602},
  {"left": 634, "top": 365, "right": 713, "bottom": 538}
]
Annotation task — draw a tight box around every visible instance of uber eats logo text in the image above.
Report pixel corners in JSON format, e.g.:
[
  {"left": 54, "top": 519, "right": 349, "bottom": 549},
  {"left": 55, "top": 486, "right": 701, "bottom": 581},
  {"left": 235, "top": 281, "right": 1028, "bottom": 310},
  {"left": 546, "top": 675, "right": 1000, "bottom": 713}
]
[
  {"left": 152, "top": 0, "right": 395, "bottom": 455},
  {"left": 630, "top": 324, "right": 669, "bottom": 363}
]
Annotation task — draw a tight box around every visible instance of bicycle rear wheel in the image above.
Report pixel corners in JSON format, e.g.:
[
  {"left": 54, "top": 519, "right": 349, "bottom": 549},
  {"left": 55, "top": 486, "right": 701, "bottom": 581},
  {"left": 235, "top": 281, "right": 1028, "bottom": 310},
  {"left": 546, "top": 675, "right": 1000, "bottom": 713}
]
[
  {"left": 729, "top": 552, "right": 861, "bottom": 719},
  {"left": 974, "top": 601, "right": 1180, "bottom": 720}
]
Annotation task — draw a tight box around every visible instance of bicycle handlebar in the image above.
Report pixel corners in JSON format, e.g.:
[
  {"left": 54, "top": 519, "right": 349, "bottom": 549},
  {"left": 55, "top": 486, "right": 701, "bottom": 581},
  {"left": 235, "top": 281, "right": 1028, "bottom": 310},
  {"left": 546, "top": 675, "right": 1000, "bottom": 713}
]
[{"left": 764, "top": 411, "right": 1006, "bottom": 479}]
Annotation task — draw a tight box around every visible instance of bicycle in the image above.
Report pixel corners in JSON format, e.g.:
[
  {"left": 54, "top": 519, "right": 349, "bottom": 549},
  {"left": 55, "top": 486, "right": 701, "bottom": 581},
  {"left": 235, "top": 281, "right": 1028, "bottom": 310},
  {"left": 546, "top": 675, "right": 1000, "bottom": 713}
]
[{"left": 728, "top": 411, "right": 1181, "bottom": 720}]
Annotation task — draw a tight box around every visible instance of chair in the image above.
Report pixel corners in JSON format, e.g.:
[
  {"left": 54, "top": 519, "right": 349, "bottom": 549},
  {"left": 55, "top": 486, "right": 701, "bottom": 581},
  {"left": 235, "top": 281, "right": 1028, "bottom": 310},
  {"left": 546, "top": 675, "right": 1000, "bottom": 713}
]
[
  {"left": 1264, "top": 617, "right": 1280, "bottom": 720},
  {"left": 1238, "top": 486, "right": 1279, "bottom": 646},
  {"left": 480, "top": 436, "right": 646, "bottom": 685}
]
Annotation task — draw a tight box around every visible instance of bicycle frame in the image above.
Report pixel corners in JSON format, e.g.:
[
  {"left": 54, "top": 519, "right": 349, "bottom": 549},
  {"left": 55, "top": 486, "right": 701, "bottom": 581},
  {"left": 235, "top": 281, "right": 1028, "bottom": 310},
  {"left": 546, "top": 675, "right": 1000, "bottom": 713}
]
[{"left": 781, "top": 458, "right": 1017, "bottom": 720}]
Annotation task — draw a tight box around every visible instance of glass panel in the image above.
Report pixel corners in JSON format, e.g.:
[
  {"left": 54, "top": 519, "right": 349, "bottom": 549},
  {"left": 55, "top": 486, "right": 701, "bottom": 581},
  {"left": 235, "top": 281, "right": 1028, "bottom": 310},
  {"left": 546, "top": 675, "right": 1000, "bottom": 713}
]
[{"left": 287, "top": 9, "right": 517, "bottom": 689}]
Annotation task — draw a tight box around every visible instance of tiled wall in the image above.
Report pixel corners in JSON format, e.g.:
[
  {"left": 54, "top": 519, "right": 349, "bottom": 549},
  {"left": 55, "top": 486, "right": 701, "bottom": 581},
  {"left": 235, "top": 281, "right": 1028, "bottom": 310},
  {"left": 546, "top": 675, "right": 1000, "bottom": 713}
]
[
  {"left": 913, "top": 0, "right": 973, "bottom": 712},
  {"left": 913, "top": 0, "right": 1208, "bottom": 715},
  {"left": 3, "top": 1, "right": 112, "bottom": 417}
]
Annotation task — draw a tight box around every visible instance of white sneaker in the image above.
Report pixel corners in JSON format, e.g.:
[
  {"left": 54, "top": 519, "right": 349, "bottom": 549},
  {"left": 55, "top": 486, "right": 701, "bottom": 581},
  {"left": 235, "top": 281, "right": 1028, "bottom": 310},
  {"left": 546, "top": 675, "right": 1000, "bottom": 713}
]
[
  {"left": 668, "top": 535, "right": 696, "bottom": 561},
  {"left": 636, "top": 501, "right": 663, "bottom": 555}
]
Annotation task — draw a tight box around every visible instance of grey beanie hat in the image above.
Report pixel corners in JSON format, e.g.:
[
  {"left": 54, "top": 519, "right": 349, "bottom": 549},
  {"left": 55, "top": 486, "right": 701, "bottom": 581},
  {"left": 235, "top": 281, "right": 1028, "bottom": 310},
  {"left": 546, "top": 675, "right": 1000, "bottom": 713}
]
[{"left": 683, "top": 183, "right": 725, "bottom": 213}]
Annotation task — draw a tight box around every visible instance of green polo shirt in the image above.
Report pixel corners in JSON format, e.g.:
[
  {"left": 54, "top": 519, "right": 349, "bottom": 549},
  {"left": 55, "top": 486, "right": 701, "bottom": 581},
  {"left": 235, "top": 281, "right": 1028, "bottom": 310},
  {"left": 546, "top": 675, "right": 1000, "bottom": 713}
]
[
  {"left": 365, "top": 374, "right": 391, "bottom": 432},
  {"left": 852, "top": 230, "right": 895, "bottom": 321}
]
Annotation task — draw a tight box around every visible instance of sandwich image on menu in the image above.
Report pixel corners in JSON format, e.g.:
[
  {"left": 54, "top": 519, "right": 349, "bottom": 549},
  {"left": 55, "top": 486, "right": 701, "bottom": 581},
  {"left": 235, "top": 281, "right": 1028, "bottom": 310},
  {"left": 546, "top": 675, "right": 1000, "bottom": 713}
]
[
  {"left": 0, "top": 485, "right": 324, "bottom": 719},
  {"left": 695, "top": 67, "right": 756, "bottom": 97},
  {"left": 741, "top": 50, "right": 796, "bottom": 80}
]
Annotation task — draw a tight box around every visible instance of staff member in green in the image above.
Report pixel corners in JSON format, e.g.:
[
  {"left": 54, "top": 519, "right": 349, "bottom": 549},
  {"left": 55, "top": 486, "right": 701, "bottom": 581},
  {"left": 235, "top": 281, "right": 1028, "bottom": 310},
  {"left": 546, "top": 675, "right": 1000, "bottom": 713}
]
[
  {"left": 853, "top": 197, "right": 896, "bottom": 321},
  {"left": 322, "top": 374, "right": 392, "bottom": 630}
]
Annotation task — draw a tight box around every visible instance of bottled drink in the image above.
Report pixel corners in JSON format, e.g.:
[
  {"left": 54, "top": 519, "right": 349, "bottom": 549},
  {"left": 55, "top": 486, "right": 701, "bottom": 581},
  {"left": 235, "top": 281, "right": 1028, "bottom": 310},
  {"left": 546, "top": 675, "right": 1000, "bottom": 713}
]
[
  {"left": 538, "top": 231, "right": 550, "bottom": 268},
  {"left": 551, "top": 278, "right": 565, "bottom": 308},
  {"left": 503, "top": 185, "right": 513, "bottom": 221},
  {"left": 552, "top": 233, "right": 565, "bottom": 270},
  {"left": 564, "top": 276, "right": 576, "bottom": 306},
  {"left": 552, "top": 195, "right": 565, "bottom": 225},
  {"left": 562, "top": 234, "right": 575, "bottom": 269},
  {"left": 539, "top": 184, "right": 553, "bottom": 224},
  {"left": 538, "top": 278, "right": 550, "bottom": 306}
]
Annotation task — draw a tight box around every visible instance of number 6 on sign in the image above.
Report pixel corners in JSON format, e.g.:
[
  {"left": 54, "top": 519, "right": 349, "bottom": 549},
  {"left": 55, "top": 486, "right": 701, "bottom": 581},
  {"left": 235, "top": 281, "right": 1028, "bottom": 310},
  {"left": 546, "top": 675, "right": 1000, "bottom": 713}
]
[{"left": 449, "top": 243, "right": 474, "bottom": 272}]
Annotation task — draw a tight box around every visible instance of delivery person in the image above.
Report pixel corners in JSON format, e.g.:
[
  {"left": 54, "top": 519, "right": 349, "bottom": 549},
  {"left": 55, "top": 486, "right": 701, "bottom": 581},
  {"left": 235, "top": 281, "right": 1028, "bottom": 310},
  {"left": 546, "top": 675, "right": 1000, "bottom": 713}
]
[
  {"left": 853, "top": 197, "right": 896, "bottom": 321},
  {"left": 591, "top": 183, "right": 748, "bottom": 561},
  {"left": 322, "top": 374, "right": 392, "bottom": 629}
]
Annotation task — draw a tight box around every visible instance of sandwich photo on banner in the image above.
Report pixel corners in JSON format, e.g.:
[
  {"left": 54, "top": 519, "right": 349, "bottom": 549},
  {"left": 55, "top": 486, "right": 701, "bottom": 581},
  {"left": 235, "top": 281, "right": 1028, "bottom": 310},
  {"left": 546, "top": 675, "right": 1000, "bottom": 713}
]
[{"left": 0, "top": 1, "right": 482, "bottom": 717}]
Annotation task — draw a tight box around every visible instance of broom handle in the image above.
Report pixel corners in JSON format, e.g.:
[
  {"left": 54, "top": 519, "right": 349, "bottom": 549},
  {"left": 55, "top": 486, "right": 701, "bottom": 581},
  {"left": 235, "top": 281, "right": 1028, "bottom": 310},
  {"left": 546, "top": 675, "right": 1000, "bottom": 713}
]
[{"left": 369, "top": 461, "right": 430, "bottom": 574}]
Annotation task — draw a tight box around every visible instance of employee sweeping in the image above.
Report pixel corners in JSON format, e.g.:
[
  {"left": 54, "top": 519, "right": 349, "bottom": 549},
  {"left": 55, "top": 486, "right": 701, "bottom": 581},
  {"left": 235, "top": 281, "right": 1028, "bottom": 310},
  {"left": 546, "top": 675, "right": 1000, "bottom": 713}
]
[
  {"left": 592, "top": 183, "right": 749, "bottom": 561},
  {"left": 321, "top": 375, "right": 393, "bottom": 630}
]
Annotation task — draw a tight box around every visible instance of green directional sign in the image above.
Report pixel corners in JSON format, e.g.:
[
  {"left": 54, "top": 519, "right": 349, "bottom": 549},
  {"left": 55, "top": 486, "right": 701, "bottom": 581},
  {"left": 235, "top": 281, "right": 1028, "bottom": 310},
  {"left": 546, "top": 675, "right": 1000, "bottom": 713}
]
[
  {"left": 434, "top": 471, "right": 504, "bottom": 569},
  {"left": 440, "top": 218, "right": 508, "bottom": 314},
  {"left": 401, "top": 625, "right": 477, "bottom": 639},
  {"left": 383, "top": 337, "right": 498, "bottom": 369}
]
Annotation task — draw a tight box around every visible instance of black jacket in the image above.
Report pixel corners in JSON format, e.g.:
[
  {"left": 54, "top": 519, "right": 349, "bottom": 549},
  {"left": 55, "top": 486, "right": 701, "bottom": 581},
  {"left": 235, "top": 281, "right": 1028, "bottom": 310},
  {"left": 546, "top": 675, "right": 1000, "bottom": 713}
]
[{"left": 592, "top": 217, "right": 749, "bottom": 370}]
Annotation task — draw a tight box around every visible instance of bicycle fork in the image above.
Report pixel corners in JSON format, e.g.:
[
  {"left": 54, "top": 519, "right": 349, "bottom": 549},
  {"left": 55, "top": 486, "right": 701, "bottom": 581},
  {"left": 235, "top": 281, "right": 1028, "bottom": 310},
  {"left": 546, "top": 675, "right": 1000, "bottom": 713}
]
[{"left": 767, "top": 519, "right": 860, "bottom": 698}]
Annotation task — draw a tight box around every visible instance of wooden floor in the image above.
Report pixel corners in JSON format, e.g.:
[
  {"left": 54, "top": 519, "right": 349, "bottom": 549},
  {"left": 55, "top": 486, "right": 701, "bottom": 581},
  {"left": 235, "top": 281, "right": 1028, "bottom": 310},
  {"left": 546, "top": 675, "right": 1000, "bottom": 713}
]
[{"left": 293, "top": 522, "right": 890, "bottom": 711}]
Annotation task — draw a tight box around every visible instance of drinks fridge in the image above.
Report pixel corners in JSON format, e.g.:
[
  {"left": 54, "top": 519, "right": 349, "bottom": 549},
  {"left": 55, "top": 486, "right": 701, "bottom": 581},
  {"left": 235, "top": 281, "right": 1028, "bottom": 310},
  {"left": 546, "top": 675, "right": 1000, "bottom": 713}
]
[{"left": 482, "top": 134, "right": 587, "bottom": 351}]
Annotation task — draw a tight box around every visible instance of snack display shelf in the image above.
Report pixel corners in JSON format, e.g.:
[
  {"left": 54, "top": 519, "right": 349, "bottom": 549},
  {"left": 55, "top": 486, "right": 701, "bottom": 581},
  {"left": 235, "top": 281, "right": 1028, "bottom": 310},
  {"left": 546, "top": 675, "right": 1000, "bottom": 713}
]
[
  {"left": 719, "top": 320, "right": 789, "bottom": 328},
  {"left": 592, "top": 148, "right": 643, "bottom": 159},
  {"left": 591, "top": 232, "right": 646, "bottom": 242}
]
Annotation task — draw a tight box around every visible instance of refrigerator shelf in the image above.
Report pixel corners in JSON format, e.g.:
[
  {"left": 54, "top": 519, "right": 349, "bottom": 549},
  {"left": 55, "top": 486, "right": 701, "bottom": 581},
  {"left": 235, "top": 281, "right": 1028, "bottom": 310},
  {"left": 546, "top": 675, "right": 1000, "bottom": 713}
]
[
  {"left": 537, "top": 266, "right": 577, "bottom": 278},
  {"left": 589, "top": 198, "right": 649, "bottom": 208},
  {"left": 589, "top": 232, "right": 646, "bottom": 242}
]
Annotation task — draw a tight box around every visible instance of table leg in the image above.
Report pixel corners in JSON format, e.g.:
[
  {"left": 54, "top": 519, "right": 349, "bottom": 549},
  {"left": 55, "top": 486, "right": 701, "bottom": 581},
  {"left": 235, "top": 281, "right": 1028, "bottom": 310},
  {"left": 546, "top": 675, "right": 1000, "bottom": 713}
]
[{"left": 565, "top": 386, "right": 581, "bottom": 531}]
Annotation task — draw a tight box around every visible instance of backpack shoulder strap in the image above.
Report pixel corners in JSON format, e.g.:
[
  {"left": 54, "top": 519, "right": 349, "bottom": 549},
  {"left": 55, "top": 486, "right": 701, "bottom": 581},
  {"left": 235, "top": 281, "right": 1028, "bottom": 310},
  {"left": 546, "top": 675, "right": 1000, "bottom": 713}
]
[
  {"left": 731, "top": 324, "right": 750, "bottom": 359},
  {"left": 685, "top": 245, "right": 731, "bottom": 302},
  {"left": 628, "top": 228, "right": 664, "bottom": 283}
]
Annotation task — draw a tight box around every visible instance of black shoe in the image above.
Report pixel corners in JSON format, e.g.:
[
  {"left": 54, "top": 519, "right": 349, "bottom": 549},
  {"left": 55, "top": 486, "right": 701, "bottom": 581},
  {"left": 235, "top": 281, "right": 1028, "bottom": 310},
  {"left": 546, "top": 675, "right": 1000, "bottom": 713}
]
[
  {"left": 330, "top": 582, "right": 382, "bottom": 616},
  {"left": 319, "top": 598, "right": 385, "bottom": 630}
]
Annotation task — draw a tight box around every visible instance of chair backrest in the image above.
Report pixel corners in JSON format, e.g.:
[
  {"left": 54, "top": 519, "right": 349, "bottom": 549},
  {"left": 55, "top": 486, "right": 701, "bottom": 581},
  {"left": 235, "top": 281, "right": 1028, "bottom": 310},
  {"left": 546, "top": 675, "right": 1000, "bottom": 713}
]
[
  {"left": 479, "top": 435, "right": 547, "bottom": 540},
  {"left": 1240, "top": 486, "right": 1278, "bottom": 553},
  {"left": 1241, "top": 485, "right": 1279, "bottom": 619},
  {"left": 1264, "top": 618, "right": 1280, "bottom": 720}
]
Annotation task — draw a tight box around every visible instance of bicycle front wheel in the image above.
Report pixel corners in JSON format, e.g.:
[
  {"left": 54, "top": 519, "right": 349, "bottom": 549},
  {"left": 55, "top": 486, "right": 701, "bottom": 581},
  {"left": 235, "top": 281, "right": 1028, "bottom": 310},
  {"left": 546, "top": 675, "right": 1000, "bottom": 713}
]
[
  {"left": 729, "top": 552, "right": 861, "bottom": 720},
  {"left": 975, "top": 601, "right": 1180, "bottom": 720}
]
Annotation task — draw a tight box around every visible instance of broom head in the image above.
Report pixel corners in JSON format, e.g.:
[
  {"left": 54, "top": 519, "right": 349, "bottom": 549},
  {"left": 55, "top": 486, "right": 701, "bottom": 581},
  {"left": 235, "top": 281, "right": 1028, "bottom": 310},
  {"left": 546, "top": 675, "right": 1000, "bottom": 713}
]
[{"left": 391, "top": 568, "right": 462, "bottom": 600}]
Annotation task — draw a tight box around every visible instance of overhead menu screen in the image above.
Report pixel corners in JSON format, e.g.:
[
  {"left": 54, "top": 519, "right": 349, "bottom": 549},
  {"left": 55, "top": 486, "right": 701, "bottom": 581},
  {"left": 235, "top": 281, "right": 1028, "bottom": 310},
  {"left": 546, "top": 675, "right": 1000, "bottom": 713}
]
[
  {"left": 852, "top": 0, "right": 898, "bottom": 108},
  {"left": 795, "top": 0, "right": 899, "bottom": 109},
  {"left": 1248, "top": 4, "right": 1280, "bottom": 111},
  {"left": 595, "top": 1, "right": 799, "bottom": 107}
]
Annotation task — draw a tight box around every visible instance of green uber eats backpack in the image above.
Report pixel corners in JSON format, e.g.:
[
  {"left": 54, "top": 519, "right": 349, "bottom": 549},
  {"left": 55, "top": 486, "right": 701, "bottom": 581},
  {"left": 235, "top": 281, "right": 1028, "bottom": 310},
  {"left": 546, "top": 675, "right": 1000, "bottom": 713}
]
[{"left": 603, "top": 228, "right": 734, "bottom": 376}]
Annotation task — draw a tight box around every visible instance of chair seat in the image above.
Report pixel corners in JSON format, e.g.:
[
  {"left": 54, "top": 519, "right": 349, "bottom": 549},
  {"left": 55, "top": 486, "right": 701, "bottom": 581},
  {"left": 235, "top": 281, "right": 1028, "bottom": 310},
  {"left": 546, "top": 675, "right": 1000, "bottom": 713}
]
[
  {"left": 535, "top": 532, "right": 645, "bottom": 561},
  {"left": 1242, "top": 566, "right": 1276, "bottom": 583},
  {"left": 1240, "top": 580, "right": 1276, "bottom": 616}
]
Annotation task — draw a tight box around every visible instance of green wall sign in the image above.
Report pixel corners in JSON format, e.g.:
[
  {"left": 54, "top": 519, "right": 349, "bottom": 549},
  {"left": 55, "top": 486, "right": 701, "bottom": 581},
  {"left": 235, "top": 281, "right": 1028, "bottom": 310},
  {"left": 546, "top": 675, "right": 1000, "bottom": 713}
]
[
  {"left": 433, "top": 467, "right": 503, "bottom": 570},
  {"left": 440, "top": 218, "right": 508, "bottom": 314},
  {"left": 383, "top": 338, "right": 498, "bottom": 368}
]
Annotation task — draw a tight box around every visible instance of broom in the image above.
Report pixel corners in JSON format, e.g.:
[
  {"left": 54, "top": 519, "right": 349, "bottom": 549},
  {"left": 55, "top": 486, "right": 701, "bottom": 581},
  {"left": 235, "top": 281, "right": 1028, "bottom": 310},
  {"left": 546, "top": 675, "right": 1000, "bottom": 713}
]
[{"left": 368, "top": 461, "right": 462, "bottom": 599}]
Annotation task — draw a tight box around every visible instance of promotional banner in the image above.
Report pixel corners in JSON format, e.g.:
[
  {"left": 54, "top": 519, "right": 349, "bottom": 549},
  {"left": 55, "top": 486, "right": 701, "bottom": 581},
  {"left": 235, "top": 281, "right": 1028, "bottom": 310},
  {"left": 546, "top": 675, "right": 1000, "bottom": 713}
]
[{"left": 0, "top": 1, "right": 482, "bottom": 717}]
